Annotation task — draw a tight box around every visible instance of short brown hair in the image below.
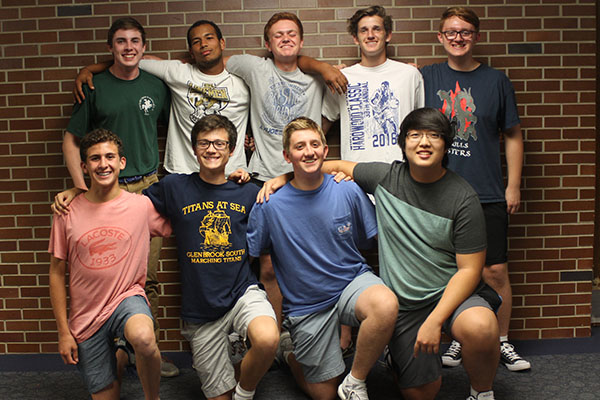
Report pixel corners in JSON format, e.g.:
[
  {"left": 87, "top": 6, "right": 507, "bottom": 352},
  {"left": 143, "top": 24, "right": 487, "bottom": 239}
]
[
  {"left": 190, "top": 114, "right": 237, "bottom": 151},
  {"left": 79, "top": 129, "right": 124, "bottom": 161},
  {"left": 107, "top": 17, "right": 146, "bottom": 46},
  {"left": 282, "top": 117, "right": 326, "bottom": 152},
  {"left": 263, "top": 12, "right": 304, "bottom": 43},
  {"left": 439, "top": 7, "right": 480, "bottom": 32},
  {"left": 347, "top": 6, "right": 393, "bottom": 37}
]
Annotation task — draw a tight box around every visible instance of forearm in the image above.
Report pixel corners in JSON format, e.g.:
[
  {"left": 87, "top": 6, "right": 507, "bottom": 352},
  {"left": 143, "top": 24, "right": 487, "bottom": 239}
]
[
  {"left": 504, "top": 128, "right": 523, "bottom": 191},
  {"left": 84, "top": 60, "right": 111, "bottom": 74},
  {"left": 62, "top": 132, "right": 87, "bottom": 190},
  {"left": 297, "top": 55, "right": 326, "bottom": 75},
  {"left": 49, "top": 259, "right": 70, "bottom": 336},
  {"left": 322, "top": 160, "right": 357, "bottom": 177}
]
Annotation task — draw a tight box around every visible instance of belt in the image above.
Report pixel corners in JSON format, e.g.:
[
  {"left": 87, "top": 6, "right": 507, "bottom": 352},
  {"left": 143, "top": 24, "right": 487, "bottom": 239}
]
[{"left": 119, "top": 169, "right": 157, "bottom": 184}]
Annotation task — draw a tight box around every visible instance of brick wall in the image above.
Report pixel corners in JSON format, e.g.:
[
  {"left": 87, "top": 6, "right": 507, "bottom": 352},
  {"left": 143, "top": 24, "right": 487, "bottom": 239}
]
[{"left": 0, "top": 0, "right": 596, "bottom": 354}]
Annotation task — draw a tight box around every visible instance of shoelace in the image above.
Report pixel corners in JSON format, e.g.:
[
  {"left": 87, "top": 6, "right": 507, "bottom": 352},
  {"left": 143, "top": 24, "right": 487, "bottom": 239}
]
[
  {"left": 501, "top": 343, "right": 522, "bottom": 361},
  {"left": 445, "top": 341, "right": 461, "bottom": 357}
]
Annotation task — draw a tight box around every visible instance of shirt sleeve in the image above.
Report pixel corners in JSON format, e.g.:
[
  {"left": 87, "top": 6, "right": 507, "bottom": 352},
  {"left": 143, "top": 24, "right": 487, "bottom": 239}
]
[
  {"left": 246, "top": 203, "right": 271, "bottom": 258},
  {"left": 142, "top": 178, "right": 168, "bottom": 216},
  {"left": 48, "top": 215, "right": 68, "bottom": 260},
  {"left": 499, "top": 73, "right": 521, "bottom": 132},
  {"left": 347, "top": 182, "right": 378, "bottom": 243},
  {"left": 353, "top": 162, "right": 390, "bottom": 195},
  {"left": 143, "top": 195, "right": 172, "bottom": 238},
  {"left": 453, "top": 193, "right": 486, "bottom": 254},
  {"left": 226, "top": 54, "right": 261, "bottom": 82},
  {"left": 139, "top": 59, "right": 173, "bottom": 81},
  {"left": 322, "top": 86, "right": 341, "bottom": 122},
  {"left": 66, "top": 84, "right": 94, "bottom": 138}
]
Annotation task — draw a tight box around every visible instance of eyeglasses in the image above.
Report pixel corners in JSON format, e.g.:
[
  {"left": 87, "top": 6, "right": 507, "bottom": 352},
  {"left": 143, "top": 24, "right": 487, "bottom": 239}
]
[
  {"left": 440, "top": 30, "right": 476, "bottom": 40},
  {"left": 196, "top": 139, "right": 229, "bottom": 150},
  {"left": 407, "top": 132, "right": 442, "bottom": 142}
]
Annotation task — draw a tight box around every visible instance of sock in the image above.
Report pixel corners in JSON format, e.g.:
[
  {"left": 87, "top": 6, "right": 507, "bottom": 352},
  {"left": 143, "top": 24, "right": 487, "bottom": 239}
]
[
  {"left": 499, "top": 335, "right": 508, "bottom": 343},
  {"left": 234, "top": 383, "right": 255, "bottom": 400},
  {"left": 470, "top": 386, "right": 495, "bottom": 400},
  {"left": 346, "top": 372, "right": 365, "bottom": 385}
]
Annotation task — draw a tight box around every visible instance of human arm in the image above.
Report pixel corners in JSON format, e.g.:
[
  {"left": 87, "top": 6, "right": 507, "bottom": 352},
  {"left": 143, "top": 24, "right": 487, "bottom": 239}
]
[
  {"left": 73, "top": 61, "right": 112, "bottom": 103},
  {"left": 297, "top": 55, "right": 348, "bottom": 94},
  {"left": 227, "top": 168, "right": 252, "bottom": 184},
  {"left": 62, "top": 132, "right": 88, "bottom": 191},
  {"left": 413, "top": 250, "right": 485, "bottom": 357},
  {"left": 321, "top": 160, "right": 358, "bottom": 178},
  {"left": 49, "top": 256, "right": 78, "bottom": 365},
  {"left": 256, "top": 172, "right": 294, "bottom": 203},
  {"left": 52, "top": 187, "right": 85, "bottom": 216},
  {"left": 503, "top": 124, "right": 523, "bottom": 215}
]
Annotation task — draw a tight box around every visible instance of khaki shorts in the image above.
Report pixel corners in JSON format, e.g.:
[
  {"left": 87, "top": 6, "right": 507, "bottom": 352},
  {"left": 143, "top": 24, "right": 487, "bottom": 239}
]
[{"left": 181, "top": 285, "right": 276, "bottom": 398}]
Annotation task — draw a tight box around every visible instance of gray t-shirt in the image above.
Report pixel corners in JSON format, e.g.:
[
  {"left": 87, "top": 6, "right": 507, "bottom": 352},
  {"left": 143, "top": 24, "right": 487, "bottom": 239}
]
[{"left": 227, "top": 54, "right": 325, "bottom": 180}]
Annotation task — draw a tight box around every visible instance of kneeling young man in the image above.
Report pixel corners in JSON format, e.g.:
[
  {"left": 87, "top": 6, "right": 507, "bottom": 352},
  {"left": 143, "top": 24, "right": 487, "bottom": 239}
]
[
  {"left": 143, "top": 115, "right": 279, "bottom": 400},
  {"left": 49, "top": 129, "right": 170, "bottom": 399},
  {"left": 247, "top": 117, "right": 398, "bottom": 400},
  {"left": 321, "top": 108, "right": 501, "bottom": 400}
]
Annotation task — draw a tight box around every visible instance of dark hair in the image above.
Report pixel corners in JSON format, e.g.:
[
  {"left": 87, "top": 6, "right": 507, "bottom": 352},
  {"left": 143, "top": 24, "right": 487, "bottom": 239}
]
[
  {"left": 439, "top": 7, "right": 480, "bottom": 32},
  {"left": 187, "top": 20, "right": 223, "bottom": 48},
  {"left": 190, "top": 114, "right": 237, "bottom": 151},
  {"left": 79, "top": 128, "right": 124, "bottom": 161},
  {"left": 398, "top": 108, "right": 455, "bottom": 167},
  {"left": 282, "top": 116, "right": 326, "bottom": 152},
  {"left": 264, "top": 12, "right": 304, "bottom": 43},
  {"left": 347, "top": 6, "right": 393, "bottom": 37},
  {"left": 107, "top": 17, "right": 146, "bottom": 46}
]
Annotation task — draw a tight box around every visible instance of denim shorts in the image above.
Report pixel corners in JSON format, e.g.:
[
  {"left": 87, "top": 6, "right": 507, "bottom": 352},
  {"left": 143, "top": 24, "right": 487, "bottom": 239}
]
[{"left": 76, "top": 295, "right": 152, "bottom": 394}]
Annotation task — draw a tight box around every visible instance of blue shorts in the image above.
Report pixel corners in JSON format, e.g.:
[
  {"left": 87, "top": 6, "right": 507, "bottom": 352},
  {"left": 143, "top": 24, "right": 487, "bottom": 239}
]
[{"left": 76, "top": 295, "right": 152, "bottom": 394}]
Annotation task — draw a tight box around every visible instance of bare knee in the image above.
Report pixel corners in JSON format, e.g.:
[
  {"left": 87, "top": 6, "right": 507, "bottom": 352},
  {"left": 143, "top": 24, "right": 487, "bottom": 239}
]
[
  {"left": 126, "top": 318, "right": 158, "bottom": 357},
  {"left": 483, "top": 263, "right": 508, "bottom": 290},
  {"left": 248, "top": 317, "right": 279, "bottom": 356},
  {"left": 400, "top": 378, "right": 441, "bottom": 400}
]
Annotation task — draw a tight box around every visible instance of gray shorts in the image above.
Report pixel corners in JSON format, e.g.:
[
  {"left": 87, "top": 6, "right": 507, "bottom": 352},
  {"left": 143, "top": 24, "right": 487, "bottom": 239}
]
[
  {"left": 389, "top": 293, "right": 493, "bottom": 389},
  {"left": 181, "top": 285, "right": 276, "bottom": 398},
  {"left": 283, "top": 271, "right": 384, "bottom": 383},
  {"left": 76, "top": 295, "right": 152, "bottom": 394}
]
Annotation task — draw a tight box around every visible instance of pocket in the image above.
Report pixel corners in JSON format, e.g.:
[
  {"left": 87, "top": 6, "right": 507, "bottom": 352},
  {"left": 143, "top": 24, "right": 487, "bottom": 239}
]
[{"left": 332, "top": 214, "right": 353, "bottom": 241}]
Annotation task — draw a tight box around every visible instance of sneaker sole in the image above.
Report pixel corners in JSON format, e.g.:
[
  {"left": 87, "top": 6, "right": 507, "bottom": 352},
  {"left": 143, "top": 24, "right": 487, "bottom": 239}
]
[
  {"left": 441, "top": 357, "right": 462, "bottom": 367},
  {"left": 503, "top": 361, "right": 531, "bottom": 372}
]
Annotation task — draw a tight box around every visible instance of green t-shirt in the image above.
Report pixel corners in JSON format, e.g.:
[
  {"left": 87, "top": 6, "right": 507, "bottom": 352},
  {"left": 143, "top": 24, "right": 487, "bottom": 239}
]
[{"left": 67, "top": 69, "right": 170, "bottom": 178}]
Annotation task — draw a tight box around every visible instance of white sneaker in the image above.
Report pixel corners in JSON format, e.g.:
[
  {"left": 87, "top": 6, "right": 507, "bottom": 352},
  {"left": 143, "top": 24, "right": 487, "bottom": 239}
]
[{"left": 337, "top": 373, "right": 369, "bottom": 400}]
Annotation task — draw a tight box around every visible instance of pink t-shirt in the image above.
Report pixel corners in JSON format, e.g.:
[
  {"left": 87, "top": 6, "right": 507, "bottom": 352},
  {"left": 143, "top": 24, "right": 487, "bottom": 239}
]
[{"left": 48, "top": 190, "right": 171, "bottom": 343}]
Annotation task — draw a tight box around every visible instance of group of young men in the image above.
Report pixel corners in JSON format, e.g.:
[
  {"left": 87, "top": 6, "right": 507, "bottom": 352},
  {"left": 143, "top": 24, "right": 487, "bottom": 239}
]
[{"left": 49, "top": 4, "right": 526, "bottom": 400}]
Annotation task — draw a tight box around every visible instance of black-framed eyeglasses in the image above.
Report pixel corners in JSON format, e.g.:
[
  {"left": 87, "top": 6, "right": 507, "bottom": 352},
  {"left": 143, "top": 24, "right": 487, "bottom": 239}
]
[
  {"left": 196, "top": 139, "right": 229, "bottom": 150},
  {"left": 441, "top": 30, "right": 476, "bottom": 40}
]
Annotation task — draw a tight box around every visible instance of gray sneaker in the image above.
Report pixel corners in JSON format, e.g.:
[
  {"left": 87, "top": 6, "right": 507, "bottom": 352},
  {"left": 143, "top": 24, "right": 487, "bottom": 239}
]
[
  {"left": 160, "top": 356, "right": 179, "bottom": 378},
  {"left": 275, "top": 330, "right": 294, "bottom": 366},
  {"left": 229, "top": 332, "right": 248, "bottom": 365},
  {"left": 442, "top": 340, "right": 462, "bottom": 367},
  {"left": 337, "top": 373, "right": 369, "bottom": 400}
]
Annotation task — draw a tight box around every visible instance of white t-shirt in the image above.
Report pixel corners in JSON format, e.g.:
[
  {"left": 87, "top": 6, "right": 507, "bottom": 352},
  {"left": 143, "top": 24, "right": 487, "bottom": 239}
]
[
  {"left": 140, "top": 59, "right": 250, "bottom": 175},
  {"left": 323, "top": 59, "right": 424, "bottom": 163}
]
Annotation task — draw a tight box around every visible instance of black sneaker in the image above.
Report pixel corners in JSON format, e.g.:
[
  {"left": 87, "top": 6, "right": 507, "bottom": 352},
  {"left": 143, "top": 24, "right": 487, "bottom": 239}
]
[
  {"left": 500, "top": 341, "right": 531, "bottom": 371},
  {"left": 441, "top": 340, "right": 462, "bottom": 367}
]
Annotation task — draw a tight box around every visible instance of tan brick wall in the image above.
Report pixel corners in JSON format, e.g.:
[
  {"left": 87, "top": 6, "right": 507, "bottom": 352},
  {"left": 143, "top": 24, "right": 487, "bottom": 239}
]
[{"left": 0, "top": 0, "right": 595, "bottom": 353}]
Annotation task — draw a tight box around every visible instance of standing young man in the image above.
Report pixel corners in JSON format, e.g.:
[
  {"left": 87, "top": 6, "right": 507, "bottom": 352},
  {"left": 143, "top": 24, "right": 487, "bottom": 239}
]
[
  {"left": 49, "top": 129, "right": 171, "bottom": 399},
  {"left": 247, "top": 117, "right": 398, "bottom": 400},
  {"left": 143, "top": 115, "right": 278, "bottom": 400},
  {"left": 315, "top": 108, "right": 501, "bottom": 400},
  {"left": 320, "top": 5, "right": 424, "bottom": 163},
  {"left": 61, "top": 17, "right": 177, "bottom": 377},
  {"left": 420, "top": 7, "right": 529, "bottom": 372}
]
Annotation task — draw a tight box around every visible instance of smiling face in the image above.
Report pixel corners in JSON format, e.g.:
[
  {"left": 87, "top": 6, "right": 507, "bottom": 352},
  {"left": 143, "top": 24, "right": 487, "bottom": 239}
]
[
  {"left": 437, "top": 16, "right": 479, "bottom": 60},
  {"left": 265, "top": 19, "right": 303, "bottom": 62},
  {"left": 188, "top": 23, "right": 225, "bottom": 72},
  {"left": 283, "top": 128, "right": 328, "bottom": 179},
  {"left": 108, "top": 28, "right": 146, "bottom": 71},
  {"left": 403, "top": 129, "right": 446, "bottom": 182},
  {"left": 82, "top": 141, "right": 126, "bottom": 190},
  {"left": 353, "top": 15, "right": 391, "bottom": 62},
  {"left": 194, "top": 128, "right": 232, "bottom": 176}
]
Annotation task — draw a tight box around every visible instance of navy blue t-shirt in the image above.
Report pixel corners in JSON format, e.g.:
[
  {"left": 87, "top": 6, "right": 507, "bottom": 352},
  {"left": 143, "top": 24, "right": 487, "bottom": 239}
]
[
  {"left": 144, "top": 174, "right": 259, "bottom": 323},
  {"left": 420, "top": 62, "right": 520, "bottom": 203}
]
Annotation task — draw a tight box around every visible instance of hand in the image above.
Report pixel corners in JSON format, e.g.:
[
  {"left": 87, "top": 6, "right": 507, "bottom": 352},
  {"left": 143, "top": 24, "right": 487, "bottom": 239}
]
[
  {"left": 245, "top": 134, "right": 255, "bottom": 152},
  {"left": 256, "top": 175, "right": 289, "bottom": 203},
  {"left": 52, "top": 188, "right": 84, "bottom": 215},
  {"left": 58, "top": 333, "right": 79, "bottom": 365},
  {"left": 227, "top": 168, "right": 251, "bottom": 184},
  {"left": 330, "top": 171, "right": 352, "bottom": 183},
  {"left": 505, "top": 186, "right": 521, "bottom": 215},
  {"left": 73, "top": 68, "right": 94, "bottom": 104},
  {"left": 322, "top": 64, "right": 348, "bottom": 95},
  {"left": 413, "top": 319, "right": 441, "bottom": 358},
  {"left": 408, "top": 62, "right": 419, "bottom": 69}
]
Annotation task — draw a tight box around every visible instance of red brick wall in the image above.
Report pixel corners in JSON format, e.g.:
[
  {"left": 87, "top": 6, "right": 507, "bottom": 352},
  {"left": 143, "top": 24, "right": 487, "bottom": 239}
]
[{"left": 0, "top": 0, "right": 595, "bottom": 354}]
